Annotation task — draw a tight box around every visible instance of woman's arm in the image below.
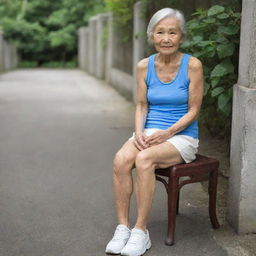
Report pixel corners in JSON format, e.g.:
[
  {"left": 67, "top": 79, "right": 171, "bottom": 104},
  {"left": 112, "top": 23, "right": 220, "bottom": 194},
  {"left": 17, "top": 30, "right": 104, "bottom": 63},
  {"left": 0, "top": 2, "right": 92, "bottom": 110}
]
[
  {"left": 145, "top": 57, "right": 204, "bottom": 145},
  {"left": 166, "top": 56, "right": 204, "bottom": 136},
  {"left": 134, "top": 58, "right": 149, "bottom": 150}
]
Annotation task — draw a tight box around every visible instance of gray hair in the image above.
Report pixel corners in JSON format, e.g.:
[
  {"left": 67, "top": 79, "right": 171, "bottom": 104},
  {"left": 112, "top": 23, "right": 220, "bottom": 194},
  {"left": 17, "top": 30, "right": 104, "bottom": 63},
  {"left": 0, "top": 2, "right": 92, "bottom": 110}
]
[{"left": 147, "top": 8, "right": 187, "bottom": 44}]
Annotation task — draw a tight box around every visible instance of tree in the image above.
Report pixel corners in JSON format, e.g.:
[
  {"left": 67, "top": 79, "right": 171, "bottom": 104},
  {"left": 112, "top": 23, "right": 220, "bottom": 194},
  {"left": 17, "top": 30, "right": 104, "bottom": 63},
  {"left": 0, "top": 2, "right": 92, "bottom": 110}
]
[{"left": 0, "top": 0, "right": 105, "bottom": 66}]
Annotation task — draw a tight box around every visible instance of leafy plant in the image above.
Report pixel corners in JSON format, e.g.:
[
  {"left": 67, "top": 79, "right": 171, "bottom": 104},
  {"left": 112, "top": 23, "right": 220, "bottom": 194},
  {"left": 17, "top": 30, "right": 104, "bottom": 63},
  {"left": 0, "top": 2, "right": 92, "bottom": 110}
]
[
  {"left": 0, "top": 0, "right": 104, "bottom": 66},
  {"left": 1, "top": 18, "right": 47, "bottom": 54},
  {"left": 18, "top": 60, "right": 38, "bottom": 68},
  {"left": 181, "top": 5, "right": 241, "bottom": 139}
]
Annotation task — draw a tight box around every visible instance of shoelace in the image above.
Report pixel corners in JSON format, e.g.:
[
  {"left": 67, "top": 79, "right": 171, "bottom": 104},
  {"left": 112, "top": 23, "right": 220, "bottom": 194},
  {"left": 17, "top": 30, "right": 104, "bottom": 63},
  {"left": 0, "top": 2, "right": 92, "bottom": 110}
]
[{"left": 112, "top": 227, "right": 129, "bottom": 241}]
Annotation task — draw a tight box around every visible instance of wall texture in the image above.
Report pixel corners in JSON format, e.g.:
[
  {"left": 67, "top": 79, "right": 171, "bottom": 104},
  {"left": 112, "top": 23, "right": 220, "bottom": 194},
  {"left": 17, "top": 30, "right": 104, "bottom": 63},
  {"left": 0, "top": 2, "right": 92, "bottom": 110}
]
[
  {"left": 0, "top": 32, "right": 18, "bottom": 72},
  {"left": 227, "top": 0, "right": 256, "bottom": 234}
]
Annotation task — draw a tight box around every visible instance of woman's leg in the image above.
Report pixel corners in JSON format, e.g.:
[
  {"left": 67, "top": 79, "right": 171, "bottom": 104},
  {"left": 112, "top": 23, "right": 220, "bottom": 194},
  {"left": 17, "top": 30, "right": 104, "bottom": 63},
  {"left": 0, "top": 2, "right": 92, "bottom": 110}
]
[
  {"left": 113, "top": 139, "right": 139, "bottom": 227},
  {"left": 134, "top": 142, "right": 184, "bottom": 231}
]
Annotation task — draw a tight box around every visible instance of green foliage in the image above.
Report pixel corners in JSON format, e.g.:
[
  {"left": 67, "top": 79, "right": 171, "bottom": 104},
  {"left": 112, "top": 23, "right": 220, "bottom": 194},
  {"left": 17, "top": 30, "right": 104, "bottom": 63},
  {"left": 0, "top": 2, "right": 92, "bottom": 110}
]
[
  {"left": 48, "top": 24, "right": 76, "bottom": 50},
  {"left": 18, "top": 59, "right": 77, "bottom": 68},
  {"left": 0, "top": 0, "right": 23, "bottom": 19},
  {"left": 40, "top": 60, "right": 77, "bottom": 68},
  {"left": 83, "top": 1, "right": 106, "bottom": 23},
  {"left": 0, "top": 0, "right": 104, "bottom": 66},
  {"left": 181, "top": 5, "right": 241, "bottom": 138},
  {"left": 1, "top": 18, "right": 47, "bottom": 54},
  {"left": 18, "top": 60, "right": 38, "bottom": 68},
  {"left": 46, "top": 8, "right": 69, "bottom": 27}
]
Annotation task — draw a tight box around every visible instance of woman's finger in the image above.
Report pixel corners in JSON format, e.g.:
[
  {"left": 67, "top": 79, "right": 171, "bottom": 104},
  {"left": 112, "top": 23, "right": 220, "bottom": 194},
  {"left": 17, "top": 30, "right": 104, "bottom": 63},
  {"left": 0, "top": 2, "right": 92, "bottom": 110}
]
[
  {"left": 133, "top": 140, "right": 140, "bottom": 150},
  {"left": 141, "top": 134, "right": 148, "bottom": 144},
  {"left": 137, "top": 135, "right": 148, "bottom": 149},
  {"left": 145, "top": 134, "right": 156, "bottom": 144},
  {"left": 147, "top": 134, "right": 159, "bottom": 143},
  {"left": 149, "top": 137, "right": 163, "bottom": 145},
  {"left": 134, "top": 139, "right": 143, "bottom": 150}
]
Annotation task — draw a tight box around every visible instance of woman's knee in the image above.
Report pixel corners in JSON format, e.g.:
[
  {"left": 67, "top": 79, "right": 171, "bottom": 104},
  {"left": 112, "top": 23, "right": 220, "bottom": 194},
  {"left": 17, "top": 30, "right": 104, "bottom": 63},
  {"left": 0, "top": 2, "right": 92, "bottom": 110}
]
[
  {"left": 135, "top": 151, "right": 155, "bottom": 173},
  {"left": 113, "top": 149, "right": 135, "bottom": 174}
]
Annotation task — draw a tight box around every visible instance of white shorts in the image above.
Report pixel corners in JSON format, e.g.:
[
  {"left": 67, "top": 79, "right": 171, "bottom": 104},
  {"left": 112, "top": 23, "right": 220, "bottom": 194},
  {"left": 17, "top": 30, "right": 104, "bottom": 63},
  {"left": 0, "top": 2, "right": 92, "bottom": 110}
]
[{"left": 129, "top": 128, "right": 199, "bottom": 163}]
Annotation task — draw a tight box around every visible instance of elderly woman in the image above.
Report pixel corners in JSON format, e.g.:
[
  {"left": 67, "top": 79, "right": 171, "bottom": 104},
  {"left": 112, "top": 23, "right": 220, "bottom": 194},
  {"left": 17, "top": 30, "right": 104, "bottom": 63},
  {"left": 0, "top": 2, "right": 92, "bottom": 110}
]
[{"left": 106, "top": 7, "right": 204, "bottom": 256}]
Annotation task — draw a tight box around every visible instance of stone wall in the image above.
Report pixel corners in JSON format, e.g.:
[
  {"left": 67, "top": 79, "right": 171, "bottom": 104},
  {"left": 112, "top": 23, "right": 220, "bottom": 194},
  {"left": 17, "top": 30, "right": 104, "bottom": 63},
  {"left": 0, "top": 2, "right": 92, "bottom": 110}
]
[{"left": 0, "top": 32, "right": 18, "bottom": 72}]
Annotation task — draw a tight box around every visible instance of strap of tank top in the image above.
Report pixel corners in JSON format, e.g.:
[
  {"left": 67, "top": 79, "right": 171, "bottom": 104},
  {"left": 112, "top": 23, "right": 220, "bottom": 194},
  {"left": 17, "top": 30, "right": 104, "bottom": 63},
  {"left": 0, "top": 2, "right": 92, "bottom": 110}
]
[
  {"left": 179, "top": 53, "right": 191, "bottom": 81},
  {"left": 145, "top": 54, "right": 156, "bottom": 85}
]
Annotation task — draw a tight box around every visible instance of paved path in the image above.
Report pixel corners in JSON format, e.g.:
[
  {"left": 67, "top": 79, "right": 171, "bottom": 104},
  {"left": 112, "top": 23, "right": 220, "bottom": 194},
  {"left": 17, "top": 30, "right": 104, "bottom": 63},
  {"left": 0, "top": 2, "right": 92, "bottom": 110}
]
[{"left": 0, "top": 69, "right": 227, "bottom": 256}]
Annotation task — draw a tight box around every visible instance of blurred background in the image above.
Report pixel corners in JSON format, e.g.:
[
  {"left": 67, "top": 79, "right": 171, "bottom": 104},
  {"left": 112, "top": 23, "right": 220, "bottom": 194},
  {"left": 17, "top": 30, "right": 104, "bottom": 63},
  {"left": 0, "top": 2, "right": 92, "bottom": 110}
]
[{"left": 0, "top": 0, "right": 242, "bottom": 143}]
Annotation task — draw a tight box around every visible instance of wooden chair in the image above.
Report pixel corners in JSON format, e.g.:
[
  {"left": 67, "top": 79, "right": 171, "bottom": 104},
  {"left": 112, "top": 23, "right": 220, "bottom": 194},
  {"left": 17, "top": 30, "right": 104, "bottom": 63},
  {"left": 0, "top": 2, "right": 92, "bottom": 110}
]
[{"left": 155, "top": 154, "right": 220, "bottom": 246}]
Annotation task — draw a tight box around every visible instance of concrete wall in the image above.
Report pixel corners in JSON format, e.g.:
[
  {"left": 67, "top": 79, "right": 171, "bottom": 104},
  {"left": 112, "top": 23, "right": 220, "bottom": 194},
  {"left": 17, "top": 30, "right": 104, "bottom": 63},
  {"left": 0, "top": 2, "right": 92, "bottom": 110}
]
[
  {"left": 227, "top": 0, "right": 256, "bottom": 234},
  {"left": 105, "top": 13, "right": 113, "bottom": 83},
  {"left": 77, "top": 3, "right": 146, "bottom": 100},
  {"left": 88, "top": 16, "right": 97, "bottom": 75},
  {"left": 78, "top": 27, "right": 89, "bottom": 71},
  {"left": 0, "top": 32, "right": 18, "bottom": 72},
  {"left": 133, "top": 1, "right": 146, "bottom": 102},
  {"left": 96, "top": 13, "right": 109, "bottom": 79},
  {"left": 110, "top": 68, "right": 134, "bottom": 101},
  {"left": 0, "top": 32, "right": 4, "bottom": 72},
  {"left": 112, "top": 36, "right": 133, "bottom": 75},
  {"left": 78, "top": 12, "right": 134, "bottom": 99}
]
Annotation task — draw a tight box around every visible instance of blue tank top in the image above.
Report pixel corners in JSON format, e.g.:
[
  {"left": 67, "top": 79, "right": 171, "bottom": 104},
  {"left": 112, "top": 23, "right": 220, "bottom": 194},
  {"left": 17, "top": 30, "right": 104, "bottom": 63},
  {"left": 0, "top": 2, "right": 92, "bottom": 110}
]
[{"left": 144, "top": 53, "right": 199, "bottom": 139}]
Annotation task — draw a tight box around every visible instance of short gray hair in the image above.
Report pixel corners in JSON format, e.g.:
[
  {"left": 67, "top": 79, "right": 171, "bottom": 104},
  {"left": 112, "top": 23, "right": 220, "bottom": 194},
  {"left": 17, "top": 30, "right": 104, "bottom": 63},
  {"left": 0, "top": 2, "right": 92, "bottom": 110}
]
[{"left": 146, "top": 8, "right": 187, "bottom": 44}]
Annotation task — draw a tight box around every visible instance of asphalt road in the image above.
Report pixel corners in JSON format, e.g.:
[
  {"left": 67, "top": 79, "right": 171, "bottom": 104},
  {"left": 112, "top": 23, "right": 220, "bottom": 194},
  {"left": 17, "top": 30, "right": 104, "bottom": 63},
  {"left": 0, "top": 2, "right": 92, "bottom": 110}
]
[{"left": 0, "top": 69, "right": 227, "bottom": 256}]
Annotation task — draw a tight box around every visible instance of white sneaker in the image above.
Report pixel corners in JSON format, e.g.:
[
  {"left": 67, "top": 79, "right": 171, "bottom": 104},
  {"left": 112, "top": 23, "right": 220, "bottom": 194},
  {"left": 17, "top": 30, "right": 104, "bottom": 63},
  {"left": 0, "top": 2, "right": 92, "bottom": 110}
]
[
  {"left": 121, "top": 228, "right": 151, "bottom": 256},
  {"left": 105, "top": 224, "right": 131, "bottom": 255}
]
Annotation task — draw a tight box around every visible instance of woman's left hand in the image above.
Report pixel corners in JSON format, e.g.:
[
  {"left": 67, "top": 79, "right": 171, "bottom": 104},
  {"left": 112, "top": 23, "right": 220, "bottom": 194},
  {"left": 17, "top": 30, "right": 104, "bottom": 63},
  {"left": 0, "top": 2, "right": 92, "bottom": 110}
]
[{"left": 145, "top": 130, "right": 172, "bottom": 146}]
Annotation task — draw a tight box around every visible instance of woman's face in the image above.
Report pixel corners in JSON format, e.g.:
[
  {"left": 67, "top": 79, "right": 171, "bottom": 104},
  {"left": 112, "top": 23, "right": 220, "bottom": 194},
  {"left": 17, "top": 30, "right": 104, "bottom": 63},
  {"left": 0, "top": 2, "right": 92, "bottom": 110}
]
[{"left": 152, "top": 17, "right": 183, "bottom": 55}]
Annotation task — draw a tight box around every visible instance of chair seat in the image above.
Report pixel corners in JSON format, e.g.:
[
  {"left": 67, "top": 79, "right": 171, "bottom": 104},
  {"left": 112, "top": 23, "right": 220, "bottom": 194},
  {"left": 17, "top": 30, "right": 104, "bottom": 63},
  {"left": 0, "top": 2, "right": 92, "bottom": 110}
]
[{"left": 155, "top": 154, "right": 219, "bottom": 177}]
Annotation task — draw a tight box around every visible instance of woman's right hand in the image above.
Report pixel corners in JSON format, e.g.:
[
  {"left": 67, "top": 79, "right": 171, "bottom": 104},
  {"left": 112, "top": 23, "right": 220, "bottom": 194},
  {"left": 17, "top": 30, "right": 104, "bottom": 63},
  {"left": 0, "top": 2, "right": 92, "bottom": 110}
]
[{"left": 134, "top": 131, "right": 149, "bottom": 151}]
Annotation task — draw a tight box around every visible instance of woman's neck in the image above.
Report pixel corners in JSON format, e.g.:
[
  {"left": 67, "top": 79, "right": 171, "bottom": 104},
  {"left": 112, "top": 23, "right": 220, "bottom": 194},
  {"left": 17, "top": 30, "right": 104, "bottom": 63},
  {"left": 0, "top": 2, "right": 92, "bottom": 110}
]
[{"left": 156, "top": 51, "right": 182, "bottom": 64}]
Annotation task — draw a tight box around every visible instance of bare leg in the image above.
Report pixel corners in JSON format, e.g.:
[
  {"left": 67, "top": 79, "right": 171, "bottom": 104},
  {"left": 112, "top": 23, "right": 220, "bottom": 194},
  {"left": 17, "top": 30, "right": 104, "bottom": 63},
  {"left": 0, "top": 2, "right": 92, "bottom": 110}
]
[
  {"left": 113, "top": 139, "right": 139, "bottom": 227},
  {"left": 134, "top": 142, "right": 184, "bottom": 231},
  {"left": 134, "top": 155, "right": 156, "bottom": 231}
]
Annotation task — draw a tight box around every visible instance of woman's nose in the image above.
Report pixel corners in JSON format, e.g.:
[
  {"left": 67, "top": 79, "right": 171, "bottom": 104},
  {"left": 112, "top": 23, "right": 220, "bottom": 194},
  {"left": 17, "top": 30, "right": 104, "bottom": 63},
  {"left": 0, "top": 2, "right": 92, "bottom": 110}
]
[{"left": 163, "top": 35, "right": 171, "bottom": 42}]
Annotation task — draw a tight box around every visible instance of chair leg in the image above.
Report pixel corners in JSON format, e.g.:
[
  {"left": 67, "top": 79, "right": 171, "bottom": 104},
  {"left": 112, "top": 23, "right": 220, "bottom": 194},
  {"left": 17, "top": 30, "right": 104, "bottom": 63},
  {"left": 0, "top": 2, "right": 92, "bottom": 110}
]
[
  {"left": 176, "top": 190, "right": 180, "bottom": 215},
  {"left": 208, "top": 169, "right": 220, "bottom": 229},
  {"left": 165, "top": 176, "right": 179, "bottom": 246}
]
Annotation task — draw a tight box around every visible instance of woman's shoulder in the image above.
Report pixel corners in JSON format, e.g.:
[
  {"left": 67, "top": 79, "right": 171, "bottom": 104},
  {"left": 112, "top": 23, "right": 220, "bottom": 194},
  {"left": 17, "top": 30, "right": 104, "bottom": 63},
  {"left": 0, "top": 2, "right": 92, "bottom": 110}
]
[
  {"left": 137, "top": 57, "right": 149, "bottom": 70},
  {"left": 187, "top": 55, "right": 203, "bottom": 72},
  {"left": 136, "top": 57, "right": 150, "bottom": 75}
]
